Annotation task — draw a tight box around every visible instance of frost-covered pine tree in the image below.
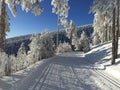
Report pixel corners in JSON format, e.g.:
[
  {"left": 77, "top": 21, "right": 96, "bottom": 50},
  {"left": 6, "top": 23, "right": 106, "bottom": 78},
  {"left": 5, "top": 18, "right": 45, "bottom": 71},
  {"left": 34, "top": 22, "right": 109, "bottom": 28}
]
[
  {"left": 72, "top": 34, "right": 80, "bottom": 51},
  {"left": 28, "top": 33, "right": 40, "bottom": 64},
  {"left": 5, "top": 0, "right": 44, "bottom": 17},
  {"left": 17, "top": 43, "right": 27, "bottom": 70},
  {"left": 0, "top": 52, "right": 9, "bottom": 76},
  {"left": 92, "top": 31, "right": 101, "bottom": 45},
  {"left": 90, "top": 0, "right": 115, "bottom": 43},
  {"left": 90, "top": 0, "right": 118, "bottom": 64},
  {"left": 9, "top": 54, "right": 16, "bottom": 73},
  {"left": 80, "top": 31, "right": 90, "bottom": 52},
  {"left": 39, "top": 31, "right": 55, "bottom": 59},
  {"left": 51, "top": 0, "right": 70, "bottom": 46},
  {"left": 28, "top": 33, "right": 45, "bottom": 62},
  {"left": 93, "top": 11, "right": 107, "bottom": 43},
  {"left": 28, "top": 31, "right": 54, "bottom": 64},
  {"left": 72, "top": 31, "right": 90, "bottom": 52}
]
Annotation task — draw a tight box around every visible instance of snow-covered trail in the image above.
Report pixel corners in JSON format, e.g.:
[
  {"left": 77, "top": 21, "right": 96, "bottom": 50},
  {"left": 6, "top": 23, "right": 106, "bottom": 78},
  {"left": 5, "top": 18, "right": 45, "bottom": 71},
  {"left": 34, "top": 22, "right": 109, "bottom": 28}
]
[{"left": 9, "top": 56, "right": 120, "bottom": 90}]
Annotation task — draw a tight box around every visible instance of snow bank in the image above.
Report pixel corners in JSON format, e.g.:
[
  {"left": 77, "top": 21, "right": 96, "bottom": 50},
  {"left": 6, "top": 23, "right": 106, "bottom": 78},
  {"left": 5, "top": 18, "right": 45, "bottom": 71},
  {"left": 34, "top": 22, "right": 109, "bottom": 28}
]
[{"left": 85, "top": 40, "right": 120, "bottom": 81}]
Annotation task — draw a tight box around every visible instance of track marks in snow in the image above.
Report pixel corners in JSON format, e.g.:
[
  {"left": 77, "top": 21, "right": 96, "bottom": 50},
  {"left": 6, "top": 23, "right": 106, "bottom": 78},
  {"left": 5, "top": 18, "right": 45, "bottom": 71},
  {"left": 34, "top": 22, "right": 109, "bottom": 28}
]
[
  {"left": 8, "top": 56, "right": 120, "bottom": 90},
  {"left": 32, "top": 56, "right": 102, "bottom": 90},
  {"left": 92, "top": 69, "right": 120, "bottom": 90}
]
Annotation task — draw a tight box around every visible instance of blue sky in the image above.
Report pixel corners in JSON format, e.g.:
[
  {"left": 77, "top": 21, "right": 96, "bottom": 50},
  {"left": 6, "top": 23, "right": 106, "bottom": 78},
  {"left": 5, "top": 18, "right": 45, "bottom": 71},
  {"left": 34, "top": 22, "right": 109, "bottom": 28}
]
[{"left": 6, "top": 0, "right": 94, "bottom": 38}]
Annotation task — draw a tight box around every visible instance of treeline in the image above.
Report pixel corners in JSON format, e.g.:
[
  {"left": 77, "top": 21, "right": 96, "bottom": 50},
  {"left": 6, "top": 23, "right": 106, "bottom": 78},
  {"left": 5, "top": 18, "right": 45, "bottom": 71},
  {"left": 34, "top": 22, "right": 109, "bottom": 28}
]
[{"left": 6, "top": 24, "right": 93, "bottom": 55}]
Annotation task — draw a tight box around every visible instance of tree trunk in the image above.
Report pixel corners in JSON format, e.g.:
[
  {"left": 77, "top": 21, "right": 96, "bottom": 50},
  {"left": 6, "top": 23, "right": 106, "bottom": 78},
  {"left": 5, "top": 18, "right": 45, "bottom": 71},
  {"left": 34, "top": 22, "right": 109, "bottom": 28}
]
[
  {"left": 115, "top": 0, "right": 119, "bottom": 59},
  {"left": 108, "top": 26, "right": 111, "bottom": 40},
  {"left": 105, "top": 12, "right": 108, "bottom": 41},
  {"left": 56, "top": 14, "right": 60, "bottom": 47},
  {"left": 110, "top": 26, "right": 112, "bottom": 40},
  {"left": 108, "top": 26, "right": 112, "bottom": 41},
  {"left": 0, "top": 0, "right": 6, "bottom": 52},
  {"left": 105, "top": 27, "right": 107, "bottom": 41},
  {"left": 108, "top": 28, "right": 110, "bottom": 41},
  {"left": 111, "top": 8, "right": 116, "bottom": 65}
]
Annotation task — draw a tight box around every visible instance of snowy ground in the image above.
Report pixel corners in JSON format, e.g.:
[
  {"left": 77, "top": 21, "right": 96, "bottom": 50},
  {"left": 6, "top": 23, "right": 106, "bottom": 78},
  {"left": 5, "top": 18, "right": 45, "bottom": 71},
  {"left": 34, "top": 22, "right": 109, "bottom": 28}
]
[
  {"left": 0, "top": 41, "right": 120, "bottom": 90},
  {"left": 86, "top": 41, "right": 120, "bottom": 81},
  {"left": 0, "top": 56, "right": 120, "bottom": 90}
]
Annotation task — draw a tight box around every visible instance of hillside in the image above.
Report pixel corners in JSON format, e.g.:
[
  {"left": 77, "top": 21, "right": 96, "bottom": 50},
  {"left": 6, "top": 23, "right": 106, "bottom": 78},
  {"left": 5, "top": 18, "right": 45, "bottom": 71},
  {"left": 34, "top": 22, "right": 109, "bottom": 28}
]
[
  {"left": 6, "top": 24, "right": 93, "bottom": 55},
  {"left": 85, "top": 40, "right": 120, "bottom": 81}
]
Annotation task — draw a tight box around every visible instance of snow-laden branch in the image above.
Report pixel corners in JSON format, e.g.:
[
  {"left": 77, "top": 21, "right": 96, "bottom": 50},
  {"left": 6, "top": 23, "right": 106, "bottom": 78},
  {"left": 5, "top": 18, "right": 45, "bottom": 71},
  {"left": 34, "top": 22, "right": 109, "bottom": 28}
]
[
  {"left": 4, "top": 0, "right": 43, "bottom": 17},
  {"left": 51, "top": 0, "right": 70, "bottom": 18}
]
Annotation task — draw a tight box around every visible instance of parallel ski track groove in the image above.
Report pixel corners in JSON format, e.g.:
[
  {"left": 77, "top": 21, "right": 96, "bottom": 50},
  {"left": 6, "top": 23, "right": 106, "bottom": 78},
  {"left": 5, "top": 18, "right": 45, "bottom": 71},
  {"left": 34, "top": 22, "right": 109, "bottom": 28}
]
[
  {"left": 31, "top": 63, "right": 52, "bottom": 90},
  {"left": 93, "top": 69, "right": 120, "bottom": 89}
]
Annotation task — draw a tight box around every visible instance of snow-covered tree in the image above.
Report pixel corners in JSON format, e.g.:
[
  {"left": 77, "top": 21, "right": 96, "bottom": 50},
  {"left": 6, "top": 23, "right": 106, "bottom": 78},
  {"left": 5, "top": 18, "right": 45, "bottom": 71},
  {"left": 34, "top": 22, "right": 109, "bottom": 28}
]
[
  {"left": 9, "top": 54, "right": 16, "bottom": 73},
  {"left": 51, "top": 0, "right": 70, "bottom": 18},
  {"left": 92, "top": 31, "right": 101, "bottom": 45},
  {"left": 72, "top": 34, "right": 80, "bottom": 51},
  {"left": 17, "top": 43, "right": 26, "bottom": 56},
  {"left": 27, "top": 33, "right": 40, "bottom": 64},
  {"left": 90, "top": 0, "right": 119, "bottom": 64},
  {"left": 90, "top": 0, "right": 116, "bottom": 43},
  {"left": 90, "top": 0, "right": 115, "bottom": 14},
  {"left": 56, "top": 41, "right": 71, "bottom": 54},
  {"left": 94, "top": 12, "right": 104, "bottom": 43},
  {"left": 8, "top": 42, "right": 28, "bottom": 73},
  {"left": 51, "top": 0, "right": 70, "bottom": 46},
  {"left": 28, "top": 31, "right": 54, "bottom": 63},
  {"left": 17, "top": 42, "right": 27, "bottom": 70},
  {"left": 5, "top": 0, "right": 43, "bottom": 17},
  {"left": 0, "top": 52, "right": 8, "bottom": 76},
  {"left": 92, "top": 10, "right": 113, "bottom": 44},
  {"left": 39, "top": 31, "right": 55, "bottom": 59},
  {"left": 66, "top": 20, "right": 76, "bottom": 45},
  {"left": 80, "top": 31, "right": 90, "bottom": 52},
  {"left": 72, "top": 31, "right": 90, "bottom": 52}
]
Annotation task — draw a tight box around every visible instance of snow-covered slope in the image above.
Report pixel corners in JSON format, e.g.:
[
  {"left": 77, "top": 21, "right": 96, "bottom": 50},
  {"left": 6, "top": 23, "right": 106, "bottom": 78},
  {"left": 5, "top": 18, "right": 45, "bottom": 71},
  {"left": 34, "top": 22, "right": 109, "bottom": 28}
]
[{"left": 85, "top": 40, "right": 120, "bottom": 81}]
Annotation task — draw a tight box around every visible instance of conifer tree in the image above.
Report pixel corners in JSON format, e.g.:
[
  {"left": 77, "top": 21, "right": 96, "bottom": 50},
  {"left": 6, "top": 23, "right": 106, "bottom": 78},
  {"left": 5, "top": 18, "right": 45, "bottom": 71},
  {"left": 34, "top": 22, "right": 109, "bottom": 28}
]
[{"left": 80, "top": 31, "right": 90, "bottom": 52}]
